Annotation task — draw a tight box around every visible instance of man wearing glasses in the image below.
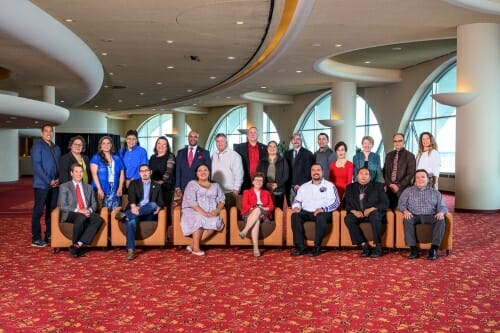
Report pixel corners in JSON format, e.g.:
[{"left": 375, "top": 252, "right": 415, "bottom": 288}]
[{"left": 383, "top": 133, "right": 416, "bottom": 209}]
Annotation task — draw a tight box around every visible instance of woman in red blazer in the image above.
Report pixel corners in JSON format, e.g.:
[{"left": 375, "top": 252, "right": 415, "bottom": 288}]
[{"left": 239, "top": 172, "right": 274, "bottom": 257}]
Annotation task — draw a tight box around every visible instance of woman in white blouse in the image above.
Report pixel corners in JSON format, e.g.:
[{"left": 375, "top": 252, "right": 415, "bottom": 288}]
[{"left": 416, "top": 132, "right": 441, "bottom": 189}]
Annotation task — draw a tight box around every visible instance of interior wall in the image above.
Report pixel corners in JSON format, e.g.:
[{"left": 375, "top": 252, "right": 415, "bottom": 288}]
[{"left": 57, "top": 109, "right": 108, "bottom": 133}]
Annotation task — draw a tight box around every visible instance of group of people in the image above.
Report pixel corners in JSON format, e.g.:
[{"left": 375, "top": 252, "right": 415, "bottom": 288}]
[{"left": 30, "top": 123, "right": 447, "bottom": 261}]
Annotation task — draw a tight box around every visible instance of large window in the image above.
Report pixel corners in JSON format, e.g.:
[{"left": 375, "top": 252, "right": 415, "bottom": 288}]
[
  {"left": 297, "top": 92, "right": 384, "bottom": 159},
  {"left": 137, "top": 114, "right": 191, "bottom": 156},
  {"left": 207, "top": 105, "right": 279, "bottom": 153},
  {"left": 405, "top": 63, "right": 456, "bottom": 173}
]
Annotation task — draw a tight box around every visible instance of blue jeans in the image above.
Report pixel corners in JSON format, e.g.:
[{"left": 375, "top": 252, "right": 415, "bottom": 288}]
[
  {"left": 31, "top": 187, "right": 58, "bottom": 242},
  {"left": 125, "top": 202, "right": 158, "bottom": 249}
]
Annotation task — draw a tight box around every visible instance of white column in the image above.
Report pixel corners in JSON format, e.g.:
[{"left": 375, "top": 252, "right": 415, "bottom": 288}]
[
  {"left": 42, "top": 85, "right": 55, "bottom": 104},
  {"left": 455, "top": 23, "right": 500, "bottom": 211},
  {"left": 172, "top": 112, "right": 186, "bottom": 154},
  {"left": 247, "top": 102, "right": 264, "bottom": 142},
  {"left": 0, "top": 129, "right": 19, "bottom": 182},
  {"left": 331, "top": 82, "right": 356, "bottom": 151}
]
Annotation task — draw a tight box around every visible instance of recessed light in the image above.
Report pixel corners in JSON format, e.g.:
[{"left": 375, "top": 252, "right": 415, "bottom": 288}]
[
  {"left": 193, "top": 103, "right": 197, "bottom": 106},
  {"left": 136, "top": 105, "right": 140, "bottom": 107},
  {"left": 335, "top": 44, "right": 342, "bottom": 48},
  {"left": 156, "top": 82, "right": 163, "bottom": 85},
  {"left": 227, "top": 56, "right": 236, "bottom": 60},
  {"left": 260, "top": 86, "right": 267, "bottom": 89},
  {"left": 109, "top": 72, "right": 114, "bottom": 76},
  {"left": 139, "top": 92, "right": 145, "bottom": 95},
  {"left": 236, "top": 21, "right": 244, "bottom": 25},
  {"left": 118, "top": 99, "right": 123, "bottom": 103},
  {"left": 167, "top": 66, "right": 174, "bottom": 69},
  {"left": 392, "top": 47, "right": 402, "bottom": 51},
  {"left": 364, "top": 61, "right": 371, "bottom": 64},
  {"left": 100, "top": 38, "right": 113, "bottom": 43},
  {"left": 187, "top": 89, "right": 193, "bottom": 93},
  {"left": 166, "top": 40, "right": 174, "bottom": 44},
  {"left": 209, "top": 76, "right": 216, "bottom": 80},
  {"left": 103, "top": 85, "right": 109, "bottom": 88},
  {"left": 34, "top": 121, "right": 39, "bottom": 124},
  {"left": 94, "top": 105, "right": 99, "bottom": 108},
  {"left": 59, "top": 101, "right": 64, "bottom": 103},
  {"left": 296, "top": 70, "right": 302, "bottom": 73},
  {"left": 226, "top": 96, "right": 231, "bottom": 99},
  {"left": 312, "top": 43, "right": 321, "bottom": 47},
  {"left": 65, "top": 19, "right": 73, "bottom": 22},
  {"left": 161, "top": 97, "right": 167, "bottom": 101}
]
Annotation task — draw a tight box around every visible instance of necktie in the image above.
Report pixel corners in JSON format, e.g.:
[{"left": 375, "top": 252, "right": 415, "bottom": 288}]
[
  {"left": 75, "top": 184, "right": 85, "bottom": 210},
  {"left": 391, "top": 150, "right": 399, "bottom": 183},
  {"left": 188, "top": 147, "right": 194, "bottom": 167},
  {"left": 293, "top": 150, "right": 297, "bottom": 160}
]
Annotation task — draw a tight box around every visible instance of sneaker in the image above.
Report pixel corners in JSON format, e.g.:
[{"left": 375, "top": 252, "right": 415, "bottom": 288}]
[
  {"left": 115, "top": 211, "right": 126, "bottom": 221},
  {"left": 31, "top": 239, "right": 48, "bottom": 247},
  {"left": 126, "top": 249, "right": 136, "bottom": 260}
]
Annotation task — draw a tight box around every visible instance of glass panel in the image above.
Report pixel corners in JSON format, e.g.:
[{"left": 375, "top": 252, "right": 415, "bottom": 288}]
[
  {"left": 435, "top": 117, "right": 455, "bottom": 173},
  {"left": 436, "top": 104, "right": 456, "bottom": 118},
  {"left": 414, "top": 92, "right": 433, "bottom": 120},
  {"left": 356, "top": 97, "right": 366, "bottom": 126}
]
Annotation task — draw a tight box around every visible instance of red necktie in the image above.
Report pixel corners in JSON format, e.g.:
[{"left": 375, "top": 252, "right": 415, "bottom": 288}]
[
  {"left": 75, "top": 184, "right": 85, "bottom": 210},
  {"left": 188, "top": 147, "right": 194, "bottom": 167}
]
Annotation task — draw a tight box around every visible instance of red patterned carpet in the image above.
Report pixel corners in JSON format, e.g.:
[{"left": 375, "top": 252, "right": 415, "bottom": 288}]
[{"left": 0, "top": 180, "right": 499, "bottom": 332}]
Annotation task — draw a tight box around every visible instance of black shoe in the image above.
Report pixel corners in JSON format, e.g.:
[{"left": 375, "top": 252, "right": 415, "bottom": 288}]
[
  {"left": 308, "top": 247, "right": 321, "bottom": 257},
  {"left": 291, "top": 248, "right": 306, "bottom": 257},
  {"left": 428, "top": 248, "right": 438, "bottom": 260},
  {"left": 31, "top": 239, "right": 48, "bottom": 247},
  {"left": 409, "top": 247, "right": 419, "bottom": 259},
  {"left": 69, "top": 244, "right": 85, "bottom": 258},
  {"left": 370, "top": 246, "right": 383, "bottom": 258}
]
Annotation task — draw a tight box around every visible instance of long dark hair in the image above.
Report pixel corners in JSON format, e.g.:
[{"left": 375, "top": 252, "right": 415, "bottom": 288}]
[{"left": 97, "top": 136, "right": 115, "bottom": 164}]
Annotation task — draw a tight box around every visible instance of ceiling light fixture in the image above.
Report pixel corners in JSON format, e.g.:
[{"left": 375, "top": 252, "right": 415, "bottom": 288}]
[
  {"left": 227, "top": 56, "right": 236, "bottom": 60},
  {"left": 187, "top": 89, "right": 193, "bottom": 93},
  {"left": 167, "top": 66, "right": 174, "bottom": 69},
  {"left": 156, "top": 82, "right": 163, "bottom": 85},
  {"left": 139, "top": 92, "right": 145, "bottom": 95},
  {"left": 296, "top": 70, "right": 302, "bottom": 73},
  {"left": 166, "top": 40, "right": 174, "bottom": 44},
  {"left": 335, "top": 44, "right": 342, "bottom": 47},
  {"left": 209, "top": 76, "right": 216, "bottom": 79},
  {"left": 260, "top": 86, "right": 267, "bottom": 89},
  {"left": 236, "top": 21, "right": 244, "bottom": 25},
  {"left": 101, "top": 52, "right": 108, "bottom": 56},
  {"left": 364, "top": 61, "right": 371, "bottom": 64},
  {"left": 392, "top": 47, "right": 402, "bottom": 51},
  {"left": 65, "top": 19, "right": 73, "bottom": 22}
]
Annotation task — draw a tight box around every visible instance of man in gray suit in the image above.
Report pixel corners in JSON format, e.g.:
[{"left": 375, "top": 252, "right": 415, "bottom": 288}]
[{"left": 58, "top": 163, "right": 103, "bottom": 257}]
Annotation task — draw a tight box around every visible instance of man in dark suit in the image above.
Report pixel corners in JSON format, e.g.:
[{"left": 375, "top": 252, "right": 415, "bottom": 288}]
[
  {"left": 344, "top": 167, "right": 389, "bottom": 258},
  {"left": 234, "top": 126, "right": 268, "bottom": 191},
  {"left": 119, "top": 164, "right": 164, "bottom": 260},
  {"left": 284, "top": 133, "right": 314, "bottom": 206},
  {"left": 383, "top": 133, "right": 416, "bottom": 209},
  {"left": 58, "top": 163, "right": 103, "bottom": 258},
  {"left": 175, "top": 130, "right": 211, "bottom": 195}
]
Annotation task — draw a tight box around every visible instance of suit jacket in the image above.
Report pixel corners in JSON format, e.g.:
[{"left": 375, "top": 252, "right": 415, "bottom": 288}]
[
  {"left": 234, "top": 141, "right": 268, "bottom": 190},
  {"left": 31, "top": 139, "right": 61, "bottom": 189},
  {"left": 59, "top": 152, "right": 91, "bottom": 184},
  {"left": 257, "top": 156, "right": 289, "bottom": 195},
  {"left": 284, "top": 147, "right": 314, "bottom": 189},
  {"left": 175, "top": 146, "right": 211, "bottom": 192},
  {"left": 58, "top": 180, "right": 97, "bottom": 221},
  {"left": 383, "top": 148, "right": 416, "bottom": 194},
  {"left": 241, "top": 188, "right": 274, "bottom": 216},
  {"left": 127, "top": 179, "right": 165, "bottom": 209},
  {"left": 344, "top": 181, "right": 389, "bottom": 213}
]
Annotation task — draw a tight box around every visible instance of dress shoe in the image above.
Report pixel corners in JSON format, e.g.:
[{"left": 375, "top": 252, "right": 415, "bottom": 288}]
[
  {"left": 186, "top": 245, "right": 193, "bottom": 253},
  {"left": 308, "top": 247, "right": 321, "bottom": 257},
  {"left": 409, "top": 248, "right": 419, "bottom": 259},
  {"left": 191, "top": 250, "right": 205, "bottom": 256},
  {"left": 291, "top": 248, "right": 306, "bottom": 257},
  {"left": 115, "top": 211, "right": 126, "bottom": 221},
  {"left": 126, "top": 249, "right": 136, "bottom": 260},
  {"left": 370, "top": 247, "right": 383, "bottom": 258},
  {"left": 428, "top": 248, "right": 438, "bottom": 260},
  {"left": 69, "top": 245, "right": 85, "bottom": 258},
  {"left": 360, "top": 248, "right": 371, "bottom": 257}
]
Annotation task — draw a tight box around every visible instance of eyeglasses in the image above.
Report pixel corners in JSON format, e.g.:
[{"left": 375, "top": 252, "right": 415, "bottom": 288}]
[
  {"left": 72, "top": 143, "right": 83, "bottom": 147},
  {"left": 393, "top": 140, "right": 403, "bottom": 143}
]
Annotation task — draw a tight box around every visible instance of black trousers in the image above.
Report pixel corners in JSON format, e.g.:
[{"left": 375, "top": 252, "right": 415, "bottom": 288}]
[
  {"left": 65, "top": 211, "right": 103, "bottom": 244},
  {"left": 344, "top": 211, "right": 385, "bottom": 245},
  {"left": 291, "top": 211, "right": 331, "bottom": 249}
]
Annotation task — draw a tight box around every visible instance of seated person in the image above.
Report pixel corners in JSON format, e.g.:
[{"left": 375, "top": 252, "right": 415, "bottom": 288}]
[
  {"left": 239, "top": 172, "right": 274, "bottom": 257},
  {"left": 344, "top": 167, "right": 389, "bottom": 258},
  {"left": 116, "top": 164, "right": 164, "bottom": 260},
  {"left": 58, "top": 163, "right": 103, "bottom": 258},
  {"left": 181, "top": 164, "right": 225, "bottom": 257},
  {"left": 398, "top": 169, "right": 448, "bottom": 260},
  {"left": 290, "top": 164, "right": 340, "bottom": 257}
]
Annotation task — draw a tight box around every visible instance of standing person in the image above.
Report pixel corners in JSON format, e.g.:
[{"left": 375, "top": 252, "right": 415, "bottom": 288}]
[
  {"left": 328, "top": 141, "right": 354, "bottom": 205},
  {"left": 58, "top": 164, "right": 103, "bottom": 258},
  {"left": 314, "top": 132, "right": 336, "bottom": 179},
  {"left": 30, "top": 124, "right": 61, "bottom": 247},
  {"left": 234, "top": 126, "right": 268, "bottom": 191},
  {"left": 239, "top": 172, "right": 274, "bottom": 257},
  {"left": 398, "top": 169, "right": 448, "bottom": 260},
  {"left": 416, "top": 132, "right": 441, "bottom": 189},
  {"left": 90, "top": 136, "right": 125, "bottom": 210},
  {"left": 180, "top": 164, "right": 225, "bottom": 256},
  {"left": 257, "top": 140, "right": 289, "bottom": 209},
  {"left": 149, "top": 136, "right": 176, "bottom": 223},
  {"left": 344, "top": 167, "right": 389, "bottom": 258},
  {"left": 211, "top": 133, "right": 243, "bottom": 211},
  {"left": 59, "top": 135, "right": 91, "bottom": 184},
  {"left": 383, "top": 133, "right": 416, "bottom": 209},
  {"left": 175, "top": 130, "right": 211, "bottom": 196},
  {"left": 120, "top": 129, "right": 148, "bottom": 189},
  {"left": 284, "top": 133, "right": 314, "bottom": 206},
  {"left": 116, "top": 164, "right": 164, "bottom": 260},
  {"left": 290, "top": 164, "right": 340, "bottom": 257},
  {"left": 352, "top": 135, "right": 382, "bottom": 183}
]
